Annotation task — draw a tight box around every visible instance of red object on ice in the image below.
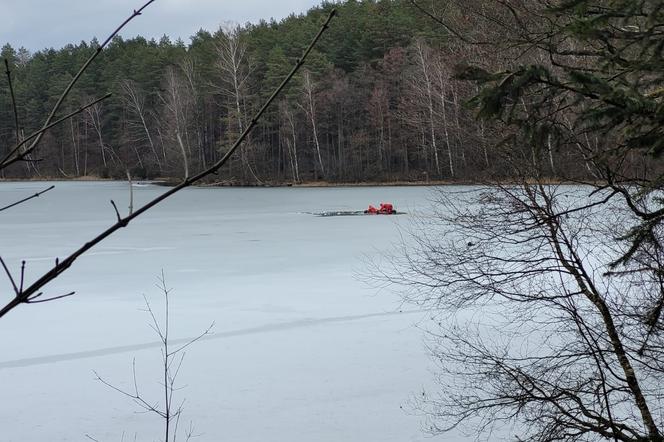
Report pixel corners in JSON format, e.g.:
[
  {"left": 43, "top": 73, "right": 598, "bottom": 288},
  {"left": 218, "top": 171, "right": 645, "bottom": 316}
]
[
  {"left": 379, "top": 203, "right": 394, "bottom": 214},
  {"left": 365, "top": 203, "right": 395, "bottom": 215}
]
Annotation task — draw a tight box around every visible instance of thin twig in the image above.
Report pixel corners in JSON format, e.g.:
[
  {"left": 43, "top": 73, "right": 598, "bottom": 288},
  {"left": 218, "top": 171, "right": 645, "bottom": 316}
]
[
  {"left": 185, "top": 421, "right": 198, "bottom": 442},
  {"left": 26, "top": 291, "right": 75, "bottom": 304},
  {"left": 19, "top": 261, "right": 25, "bottom": 293},
  {"left": 0, "top": 257, "right": 19, "bottom": 295},
  {"left": 0, "top": 9, "right": 337, "bottom": 319},
  {"left": 0, "top": 185, "right": 55, "bottom": 212},
  {"left": 409, "top": 0, "right": 492, "bottom": 45},
  {"left": 143, "top": 293, "right": 165, "bottom": 342},
  {"left": 95, "top": 367, "right": 166, "bottom": 417},
  {"left": 110, "top": 200, "right": 122, "bottom": 223},
  {"left": 4, "top": 58, "right": 21, "bottom": 146},
  {"left": 169, "top": 322, "right": 215, "bottom": 357}
]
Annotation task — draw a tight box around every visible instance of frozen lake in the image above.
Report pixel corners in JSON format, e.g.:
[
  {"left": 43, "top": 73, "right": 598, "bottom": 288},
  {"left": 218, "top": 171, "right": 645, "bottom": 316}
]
[{"left": 0, "top": 181, "right": 467, "bottom": 442}]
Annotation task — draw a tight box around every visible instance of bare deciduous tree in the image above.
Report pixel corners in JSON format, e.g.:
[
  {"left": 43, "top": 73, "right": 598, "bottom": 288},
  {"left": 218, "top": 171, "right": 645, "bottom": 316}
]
[
  {"left": 412, "top": 40, "right": 441, "bottom": 177},
  {"left": 84, "top": 100, "right": 113, "bottom": 170},
  {"left": 299, "top": 69, "right": 325, "bottom": 178},
  {"left": 279, "top": 99, "right": 301, "bottom": 183},
  {"left": 122, "top": 79, "right": 162, "bottom": 173},
  {"left": 383, "top": 182, "right": 664, "bottom": 441},
  {"left": 159, "top": 66, "right": 194, "bottom": 178},
  {"left": 386, "top": 1, "right": 664, "bottom": 440},
  {"left": 214, "top": 24, "right": 260, "bottom": 183},
  {"left": 95, "top": 272, "right": 213, "bottom": 442}
]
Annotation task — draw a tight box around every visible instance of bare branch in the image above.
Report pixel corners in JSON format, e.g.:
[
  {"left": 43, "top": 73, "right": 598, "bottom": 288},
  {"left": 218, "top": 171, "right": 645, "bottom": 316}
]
[
  {"left": 0, "top": 9, "right": 337, "bottom": 319},
  {"left": 168, "top": 322, "right": 215, "bottom": 357},
  {"left": 4, "top": 58, "right": 21, "bottom": 146},
  {"left": 19, "top": 260, "right": 25, "bottom": 293},
  {"left": 25, "top": 291, "right": 76, "bottom": 304},
  {"left": 0, "top": 185, "right": 55, "bottom": 213},
  {"left": 0, "top": 256, "right": 19, "bottom": 295},
  {"left": 110, "top": 200, "right": 122, "bottom": 223}
]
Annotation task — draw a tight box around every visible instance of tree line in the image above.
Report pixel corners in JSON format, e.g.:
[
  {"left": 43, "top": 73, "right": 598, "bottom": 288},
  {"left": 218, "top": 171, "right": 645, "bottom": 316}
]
[{"left": 0, "top": 0, "right": 595, "bottom": 184}]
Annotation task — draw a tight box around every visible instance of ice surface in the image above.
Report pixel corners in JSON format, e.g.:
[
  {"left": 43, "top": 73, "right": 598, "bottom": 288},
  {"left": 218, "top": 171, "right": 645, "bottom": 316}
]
[{"left": 0, "top": 181, "right": 470, "bottom": 441}]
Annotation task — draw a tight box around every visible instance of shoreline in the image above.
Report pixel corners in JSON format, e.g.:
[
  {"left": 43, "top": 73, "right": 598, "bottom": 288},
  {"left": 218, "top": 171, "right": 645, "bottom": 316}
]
[
  {"left": 0, "top": 177, "right": 583, "bottom": 188},
  {"left": 0, "top": 177, "right": 470, "bottom": 187}
]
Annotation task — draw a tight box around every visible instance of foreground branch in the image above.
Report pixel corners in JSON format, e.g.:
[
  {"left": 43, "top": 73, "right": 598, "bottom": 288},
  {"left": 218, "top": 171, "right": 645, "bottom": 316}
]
[
  {"left": 0, "top": 185, "right": 55, "bottom": 212},
  {"left": 0, "top": 9, "right": 337, "bottom": 319}
]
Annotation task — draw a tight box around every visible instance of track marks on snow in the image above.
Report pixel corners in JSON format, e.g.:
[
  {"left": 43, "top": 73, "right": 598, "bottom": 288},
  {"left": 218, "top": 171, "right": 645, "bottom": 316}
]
[{"left": 0, "top": 310, "right": 424, "bottom": 369}]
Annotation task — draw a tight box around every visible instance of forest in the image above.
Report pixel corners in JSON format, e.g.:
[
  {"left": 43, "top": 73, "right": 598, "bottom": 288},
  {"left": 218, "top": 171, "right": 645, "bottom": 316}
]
[
  {"left": 3, "top": 1, "right": 664, "bottom": 440},
  {"left": 0, "top": 0, "right": 593, "bottom": 184}
]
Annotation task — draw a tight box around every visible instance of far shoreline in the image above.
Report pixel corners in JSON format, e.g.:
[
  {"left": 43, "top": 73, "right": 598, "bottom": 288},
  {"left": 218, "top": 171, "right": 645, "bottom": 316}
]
[
  {"left": 0, "top": 177, "right": 472, "bottom": 188},
  {"left": 0, "top": 176, "right": 593, "bottom": 188}
]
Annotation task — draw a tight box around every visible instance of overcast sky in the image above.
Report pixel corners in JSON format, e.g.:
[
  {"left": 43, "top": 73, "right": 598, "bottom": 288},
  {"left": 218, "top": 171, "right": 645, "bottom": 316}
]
[{"left": 1, "top": 0, "right": 325, "bottom": 51}]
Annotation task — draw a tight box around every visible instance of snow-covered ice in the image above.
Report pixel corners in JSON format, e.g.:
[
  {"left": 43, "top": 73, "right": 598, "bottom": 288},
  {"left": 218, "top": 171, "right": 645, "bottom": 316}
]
[{"left": 0, "top": 181, "right": 467, "bottom": 441}]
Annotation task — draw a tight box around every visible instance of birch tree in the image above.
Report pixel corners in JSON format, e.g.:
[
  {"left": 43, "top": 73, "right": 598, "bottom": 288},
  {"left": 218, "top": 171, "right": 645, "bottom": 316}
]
[
  {"left": 158, "top": 66, "right": 192, "bottom": 178},
  {"left": 279, "top": 100, "right": 300, "bottom": 183},
  {"left": 84, "top": 101, "right": 109, "bottom": 170},
  {"left": 215, "top": 24, "right": 260, "bottom": 182},
  {"left": 121, "top": 79, "right": 161, "bottom": 173},
  {"left": 413, "top": 40, "right": 441, "bottom": 177},
  {"left": 299, "top": 69, "right": 325, "bottom": 178}
]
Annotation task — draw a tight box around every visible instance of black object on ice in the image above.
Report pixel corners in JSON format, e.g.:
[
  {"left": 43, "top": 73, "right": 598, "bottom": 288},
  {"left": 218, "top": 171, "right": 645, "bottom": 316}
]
[
  {"left": 316, "top": 210, "right": 366, "bottom": 217},
  {"left": 311, "top": 210, "right": 404, "bottom": 217}
]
